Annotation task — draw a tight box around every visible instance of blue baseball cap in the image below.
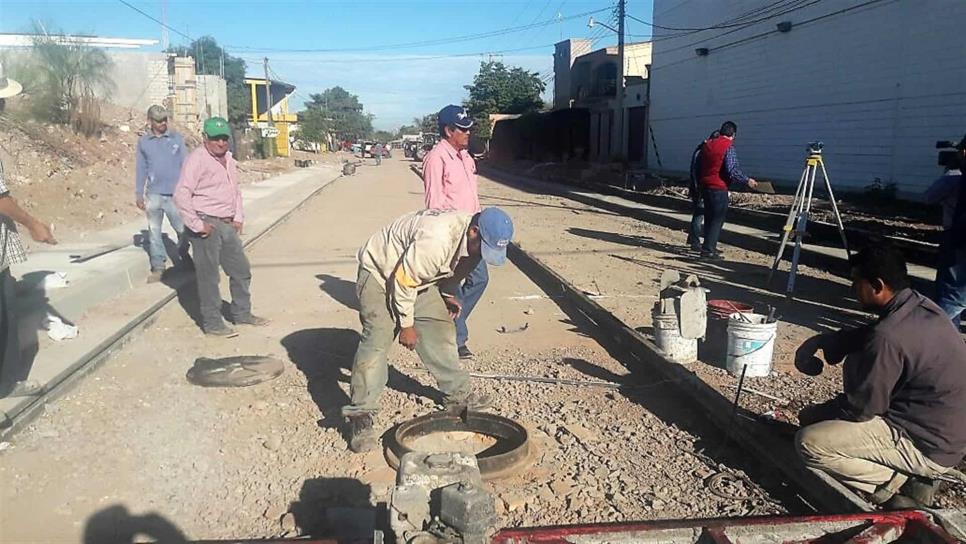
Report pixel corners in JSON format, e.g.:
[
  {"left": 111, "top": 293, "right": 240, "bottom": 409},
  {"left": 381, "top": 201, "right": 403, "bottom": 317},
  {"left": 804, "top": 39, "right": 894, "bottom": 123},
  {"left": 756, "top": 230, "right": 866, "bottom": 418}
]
[
  {"left": 477, "top": 208, "right": 513, "bottom": 266},
  {"left": 438, "top": 104, "right": 474, "bottom": 130}
]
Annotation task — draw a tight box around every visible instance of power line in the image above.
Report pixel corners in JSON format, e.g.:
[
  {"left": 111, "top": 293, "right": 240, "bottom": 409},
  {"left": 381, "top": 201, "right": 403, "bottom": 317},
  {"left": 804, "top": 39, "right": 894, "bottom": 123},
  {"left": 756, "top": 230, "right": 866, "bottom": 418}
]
[
  {"left": 224, "top": 7, "right": 610, "bottom": 54},
  {"left": 117, "top": 0, "right": 192, "bottom": 42}
]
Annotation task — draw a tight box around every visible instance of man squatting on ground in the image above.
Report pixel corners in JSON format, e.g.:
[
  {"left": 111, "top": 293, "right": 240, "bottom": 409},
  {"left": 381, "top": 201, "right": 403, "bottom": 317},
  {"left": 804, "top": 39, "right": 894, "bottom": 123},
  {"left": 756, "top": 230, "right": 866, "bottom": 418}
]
[
  {"left": 695, "top": 121, "right": 759, "bottom": 260},
  {"left": 174, "top": 117, "right": 268, "bottom": 337},
  {"left": 794, "top": 245, "right": 966, "bottom": 509},
  {"left": 342, "top": 207, "right": 514, "bottom": 453},
  {"left": 423, "top": 104, "right": 485, "bottom": 360},
  {"left": 135, "top": 105, "right": 189, "bottom": 283}
]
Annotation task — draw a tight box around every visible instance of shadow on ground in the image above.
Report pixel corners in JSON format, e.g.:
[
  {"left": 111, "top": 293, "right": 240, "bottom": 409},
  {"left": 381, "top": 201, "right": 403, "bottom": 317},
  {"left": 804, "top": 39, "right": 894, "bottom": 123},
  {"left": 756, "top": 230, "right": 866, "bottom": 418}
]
[
  {"left": 280, "top": 328, "right": 444, "bottom": 430},
  {"left": 83, "top": 504, "right": 188, "bottom": 544},
  {"left": 289, "top": 477, "right": 380, "bottom": 538},
  {"left": 316, "top": 273, "right": 359, "bottom": 311}
]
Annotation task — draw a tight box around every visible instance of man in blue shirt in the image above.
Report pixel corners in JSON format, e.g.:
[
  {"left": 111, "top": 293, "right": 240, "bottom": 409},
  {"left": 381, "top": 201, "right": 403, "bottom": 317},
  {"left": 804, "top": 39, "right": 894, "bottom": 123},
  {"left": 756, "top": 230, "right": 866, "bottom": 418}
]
[{"left": 135, "top": 105, "right": 188, "bottom": 282}]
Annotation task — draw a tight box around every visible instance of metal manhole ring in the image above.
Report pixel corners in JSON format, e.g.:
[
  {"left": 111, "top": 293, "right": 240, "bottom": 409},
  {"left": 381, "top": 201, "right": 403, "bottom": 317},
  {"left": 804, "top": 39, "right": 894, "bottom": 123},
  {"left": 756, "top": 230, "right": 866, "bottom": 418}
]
[{"left": 384, "top": 411, "right": 533, "bottom": 480}]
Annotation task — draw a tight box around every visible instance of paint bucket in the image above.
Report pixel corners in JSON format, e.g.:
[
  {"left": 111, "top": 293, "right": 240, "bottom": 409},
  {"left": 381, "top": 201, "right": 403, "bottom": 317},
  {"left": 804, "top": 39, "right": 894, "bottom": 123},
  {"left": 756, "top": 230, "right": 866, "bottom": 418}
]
[
  {"left": 702, "top": 300, "right": 753, "bottom": 364},
  {"left": 725, "top": 313, "right": 778, "bottom": 378},
  {"left": 652, "top": 310, "right": 697, "bottom": 364}
]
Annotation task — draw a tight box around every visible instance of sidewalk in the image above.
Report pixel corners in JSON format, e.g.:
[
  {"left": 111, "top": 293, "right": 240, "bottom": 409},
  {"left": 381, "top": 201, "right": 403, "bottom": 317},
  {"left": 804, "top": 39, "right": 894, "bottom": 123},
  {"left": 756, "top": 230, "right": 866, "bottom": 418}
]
[
  {"left": 1, "top": 163, "right": 344, "bottom": 435},
  {"left": 477, "top": 163, "right": 938, "bottom": 284}
]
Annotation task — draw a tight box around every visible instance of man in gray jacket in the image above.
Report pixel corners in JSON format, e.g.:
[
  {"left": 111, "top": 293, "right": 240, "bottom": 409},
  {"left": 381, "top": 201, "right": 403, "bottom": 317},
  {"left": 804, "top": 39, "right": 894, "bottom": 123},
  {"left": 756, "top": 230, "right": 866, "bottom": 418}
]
[
  {"left": 795, "top": 245, "right": 966, "bottom": 509},
  {"left": 342, "top": 207, "right": 513, "bottom": 452}
]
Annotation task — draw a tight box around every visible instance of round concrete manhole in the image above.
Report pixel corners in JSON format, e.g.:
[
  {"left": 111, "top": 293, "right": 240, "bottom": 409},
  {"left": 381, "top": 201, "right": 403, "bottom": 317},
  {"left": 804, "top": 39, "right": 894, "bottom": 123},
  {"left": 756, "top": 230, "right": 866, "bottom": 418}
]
[
  {"left": 186, "top": 356, "right": 284, "bottom": 387},
  {"left": 385, "top": 410, "right": 533, "bottom": 480}
]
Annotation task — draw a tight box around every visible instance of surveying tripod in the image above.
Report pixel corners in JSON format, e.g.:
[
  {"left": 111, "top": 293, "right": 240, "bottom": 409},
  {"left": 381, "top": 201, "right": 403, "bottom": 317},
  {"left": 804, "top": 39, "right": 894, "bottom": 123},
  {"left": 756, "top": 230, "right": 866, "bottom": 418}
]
[{"left": 766, "top": 143, "right": 850, "bottom": 298}]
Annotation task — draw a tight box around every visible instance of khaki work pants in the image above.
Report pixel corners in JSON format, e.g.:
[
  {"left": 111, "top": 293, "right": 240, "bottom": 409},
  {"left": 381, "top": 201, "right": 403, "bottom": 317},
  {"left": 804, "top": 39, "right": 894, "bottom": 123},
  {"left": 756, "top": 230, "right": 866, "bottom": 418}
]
[
  {"left": 341, "top": 268, "right": 469, "bottom": 416},
  {"left": 796, "top": 417, "right": 951, "bottom": 498}
]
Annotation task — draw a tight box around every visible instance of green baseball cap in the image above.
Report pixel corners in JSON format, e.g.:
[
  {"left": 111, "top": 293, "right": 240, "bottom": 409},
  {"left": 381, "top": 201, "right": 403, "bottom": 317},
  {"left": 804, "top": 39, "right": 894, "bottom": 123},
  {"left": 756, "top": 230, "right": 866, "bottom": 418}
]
[{"left": 203, "top": 117, "right": 230, "bottom": 138}]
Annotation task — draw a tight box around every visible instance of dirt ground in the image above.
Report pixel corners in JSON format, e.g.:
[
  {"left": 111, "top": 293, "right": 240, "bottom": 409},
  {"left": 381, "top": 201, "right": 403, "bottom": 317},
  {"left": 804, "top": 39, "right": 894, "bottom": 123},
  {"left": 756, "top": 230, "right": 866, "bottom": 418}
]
[
  {"left": 0, "top": 99, "right": 328, "bottom": 246},
  {"left": 498, "top": 160, "right": 945, "bottom": 244},
  {"left": 0, "top": 158, "right": 812, "bottom": 543},
  {"left": 473, "top": 163, "right": 966, "bottom": 510}
]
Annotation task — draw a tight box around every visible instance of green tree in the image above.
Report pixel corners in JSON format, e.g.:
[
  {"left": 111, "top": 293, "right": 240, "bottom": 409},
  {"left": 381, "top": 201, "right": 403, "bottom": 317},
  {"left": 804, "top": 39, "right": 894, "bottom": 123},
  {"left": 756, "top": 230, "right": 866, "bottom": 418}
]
[
  {"left": 463, "top": 61, "right": 544, "bottom": 138},
  {"left": 299, "top": 86, "right": 372, "bottom": 142},
  {"left": 372, "top": 129, "right": 394, "bottom": 143},
  {"left": 396, "top": 124, "right": 419, "bottom": 138},
  {"left": 415, "top": 113, "right": 438, "bottom": 135},
  {"left": 24, "top": 26, "right": 114, "bottom": 134},
  {"left": 167, "top": 36, "right": 249, "bottom": 124}
]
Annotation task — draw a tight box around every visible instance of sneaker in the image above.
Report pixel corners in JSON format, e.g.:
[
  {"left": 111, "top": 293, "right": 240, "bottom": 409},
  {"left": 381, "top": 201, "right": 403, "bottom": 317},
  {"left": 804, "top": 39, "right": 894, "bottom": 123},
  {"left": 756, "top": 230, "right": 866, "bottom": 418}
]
[
  {"left": 883, "top": 477, "right": 939, "bottom": 509},
  {"left": 444, "top": 390, "right": 493, "bottom": 412},
  {"left": 458, "top": 345, "right": 475, "bottom": 360},
  {"left": 346, "top": 414, "right": 379, "bottom": 453},
  {"left": 234, "top": 314, "right": 270, "bottom": 327},
  {"left": 204, "top": 324, "right": 239, "bottom": 338},
  {"left": 147, "top": 268, "right": 164, "bottom": 283},
  {"left": 699, "top": 251, "right": 724, "bottom": 261}
]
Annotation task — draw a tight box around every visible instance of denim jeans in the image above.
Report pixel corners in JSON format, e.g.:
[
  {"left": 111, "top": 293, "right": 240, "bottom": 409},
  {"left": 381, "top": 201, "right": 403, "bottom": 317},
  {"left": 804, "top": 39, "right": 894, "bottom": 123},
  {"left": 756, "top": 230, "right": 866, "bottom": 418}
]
[
  {"left": 145, "top": 193, "right": 186, "bottom": 270},
  {"left": 686, "top": 198, "right": 704, "bottom": 249},
  {"left": 935, "top": 235, "right": 966, "bottom": 325},
  {"left": 188, "top": 219, "right": 253, "bottom": 331},
  {"left": 455, "top": 259, "right": 489, "bottom": 348},
  {"left": 701, "top": 188, "right": 729, "bottom": 254},
  {"left": 342, "top": 269, "right": 469, "bottom": 416}
]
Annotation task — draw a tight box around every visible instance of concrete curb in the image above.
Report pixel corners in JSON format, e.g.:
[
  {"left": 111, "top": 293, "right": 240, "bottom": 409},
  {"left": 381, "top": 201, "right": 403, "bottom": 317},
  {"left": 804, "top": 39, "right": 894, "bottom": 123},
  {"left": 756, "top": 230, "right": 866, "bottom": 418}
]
[{"left": 1, "top": 167, "right": 346, "bottom": 439}]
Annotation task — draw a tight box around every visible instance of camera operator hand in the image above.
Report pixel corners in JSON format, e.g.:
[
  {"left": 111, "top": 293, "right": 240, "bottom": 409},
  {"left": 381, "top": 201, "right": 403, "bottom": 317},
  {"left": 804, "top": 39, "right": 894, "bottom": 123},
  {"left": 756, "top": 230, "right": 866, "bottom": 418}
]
[{"left": 747, "top": 178, "right": 759, "bottom": 190}]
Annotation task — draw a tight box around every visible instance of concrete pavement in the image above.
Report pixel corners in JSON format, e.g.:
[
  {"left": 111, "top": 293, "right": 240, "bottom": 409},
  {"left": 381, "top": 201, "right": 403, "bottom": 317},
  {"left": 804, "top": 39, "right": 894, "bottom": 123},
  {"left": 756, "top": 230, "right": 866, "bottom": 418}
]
[{"left": 1, "top": 162, "right": 345, "bottom": 435}]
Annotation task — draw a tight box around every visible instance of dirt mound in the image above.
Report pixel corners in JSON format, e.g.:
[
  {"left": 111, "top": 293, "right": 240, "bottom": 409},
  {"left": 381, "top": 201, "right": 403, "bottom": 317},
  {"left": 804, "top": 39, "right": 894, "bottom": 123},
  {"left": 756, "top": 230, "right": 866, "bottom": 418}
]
[{"left": 0, "top": 98, "right": 295, "bottom": 245}]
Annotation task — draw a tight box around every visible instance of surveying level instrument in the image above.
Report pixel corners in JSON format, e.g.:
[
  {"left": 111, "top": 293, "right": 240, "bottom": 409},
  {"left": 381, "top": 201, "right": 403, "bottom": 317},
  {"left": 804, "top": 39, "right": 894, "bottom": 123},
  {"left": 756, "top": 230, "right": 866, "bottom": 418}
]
[{"left": 766, "top": 142, "right": 850, "bottom": 298}]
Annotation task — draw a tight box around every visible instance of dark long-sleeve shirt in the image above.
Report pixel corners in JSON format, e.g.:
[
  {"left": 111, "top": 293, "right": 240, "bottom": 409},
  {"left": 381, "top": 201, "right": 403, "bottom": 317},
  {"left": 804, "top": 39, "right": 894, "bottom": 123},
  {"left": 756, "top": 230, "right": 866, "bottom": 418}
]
[
  {"left": 722, "top": 146, "right": 750, "bottom": 185},
  {"left": 135, "top": 131, "right": 187, "bottom": 198},
  {"left": 822, "top": 288, "right": 966, "bottom": 467}
]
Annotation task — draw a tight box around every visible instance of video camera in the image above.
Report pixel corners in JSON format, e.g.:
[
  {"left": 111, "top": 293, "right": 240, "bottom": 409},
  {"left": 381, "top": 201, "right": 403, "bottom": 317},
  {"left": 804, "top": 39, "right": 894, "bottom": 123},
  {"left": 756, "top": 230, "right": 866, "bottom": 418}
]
[
  {"left": 807, "top": 141, "right": 824, "bottom": 154},
  {"left": 936, "top": 135, "right": 966, "bottom": 170}
]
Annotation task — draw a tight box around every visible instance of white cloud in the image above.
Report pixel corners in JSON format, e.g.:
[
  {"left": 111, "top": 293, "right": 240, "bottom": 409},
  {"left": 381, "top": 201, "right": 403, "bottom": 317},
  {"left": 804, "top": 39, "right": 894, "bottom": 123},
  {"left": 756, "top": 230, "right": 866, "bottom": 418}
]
[{"left": 258, "top": 52, "right": 553, "bottom": 129}]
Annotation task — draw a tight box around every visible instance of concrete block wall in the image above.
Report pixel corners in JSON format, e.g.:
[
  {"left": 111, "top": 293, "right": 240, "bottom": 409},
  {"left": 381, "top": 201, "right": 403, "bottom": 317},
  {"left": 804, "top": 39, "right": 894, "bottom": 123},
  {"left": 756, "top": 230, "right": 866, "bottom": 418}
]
[
  {"left": 647, "top": 0, "right": 966, "bottom": 196},
  {"left": 105, "top": 51, "right": 170, "bottom": 114}
]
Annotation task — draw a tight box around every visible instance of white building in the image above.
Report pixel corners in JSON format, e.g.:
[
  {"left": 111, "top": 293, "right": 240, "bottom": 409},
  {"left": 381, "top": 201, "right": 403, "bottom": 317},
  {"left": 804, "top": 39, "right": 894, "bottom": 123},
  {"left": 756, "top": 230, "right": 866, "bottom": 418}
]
[{"left": 646, "top": 0, "right": 966, "bottom": 196}]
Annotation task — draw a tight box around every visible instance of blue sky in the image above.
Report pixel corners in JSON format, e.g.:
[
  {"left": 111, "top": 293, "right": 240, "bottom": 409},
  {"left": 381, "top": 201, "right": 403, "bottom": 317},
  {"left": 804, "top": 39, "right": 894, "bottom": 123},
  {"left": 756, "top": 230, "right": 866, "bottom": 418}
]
[{"left": 1, "top": 0, "right": 654, "bottom": 129}]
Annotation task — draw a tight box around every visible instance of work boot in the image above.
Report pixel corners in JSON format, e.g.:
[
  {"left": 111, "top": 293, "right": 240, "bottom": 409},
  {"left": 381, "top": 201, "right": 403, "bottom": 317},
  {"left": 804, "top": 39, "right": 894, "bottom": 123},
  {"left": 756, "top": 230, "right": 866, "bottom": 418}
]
[
  {"left": 147, "top": 268, "right": 164, "bottom": 283},
  {"left": 883, "top": 477, "right": 940, "bottom": 510},
  {"left": 234, "top": 314, "right": 270, "bottom": 327},
  {"left": 458, "top": 345, "right": 475, "bottom": 360},
  {"left": 346, "top": 413, "right": 379, "bottom": 453},
  {"left": 700, "top": 251, "right": 725, "bottom": 261},
  {"left": 444, "top": 390, "right": 493, "bottom": 412},
  {"left": 204, "top": 324, "right": 239, "bottom": 338}
]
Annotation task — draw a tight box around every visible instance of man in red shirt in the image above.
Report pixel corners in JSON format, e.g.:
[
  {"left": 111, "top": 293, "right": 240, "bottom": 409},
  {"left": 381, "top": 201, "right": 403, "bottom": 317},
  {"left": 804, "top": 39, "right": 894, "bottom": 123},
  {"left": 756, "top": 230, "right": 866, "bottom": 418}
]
[{"left": 696, "top": 121, "right": 758, "bottom": 260}]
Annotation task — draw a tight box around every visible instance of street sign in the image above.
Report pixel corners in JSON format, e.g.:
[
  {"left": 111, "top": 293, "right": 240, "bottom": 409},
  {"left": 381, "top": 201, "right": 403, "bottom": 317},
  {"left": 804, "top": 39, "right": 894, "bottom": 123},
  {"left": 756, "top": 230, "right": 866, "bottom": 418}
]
[{"left": 261, "top": 127, "right": 279, "bottom": 138}]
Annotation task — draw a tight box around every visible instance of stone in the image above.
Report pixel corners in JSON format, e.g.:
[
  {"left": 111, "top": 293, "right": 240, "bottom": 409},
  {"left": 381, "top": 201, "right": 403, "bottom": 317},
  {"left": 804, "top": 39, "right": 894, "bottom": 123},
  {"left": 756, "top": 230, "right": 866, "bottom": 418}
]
[
  {"left": 563, "top": 423, "right": 598, "bottom": 443},
  {"left": 502, "top": 493, "right": 527, "bottom": 513},
  {"left": 263, "top": 436, "right": 282, "bottom": 451},
  {"left": 263, "top": 505, "right": 285, "bottom": 520},
  {"left": 252, "top": 400, "right": 269, "bottom": 411},
  {"left": 550, "top": 479, "right": 575, "bottom": 496}
]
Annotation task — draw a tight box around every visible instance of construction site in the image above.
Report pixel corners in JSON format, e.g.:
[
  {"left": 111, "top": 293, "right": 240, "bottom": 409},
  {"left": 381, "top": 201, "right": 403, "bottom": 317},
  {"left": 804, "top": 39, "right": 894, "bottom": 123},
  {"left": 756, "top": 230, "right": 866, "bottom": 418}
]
[{"left": 1, "top": 0, "right": 966, "bottom": 543}]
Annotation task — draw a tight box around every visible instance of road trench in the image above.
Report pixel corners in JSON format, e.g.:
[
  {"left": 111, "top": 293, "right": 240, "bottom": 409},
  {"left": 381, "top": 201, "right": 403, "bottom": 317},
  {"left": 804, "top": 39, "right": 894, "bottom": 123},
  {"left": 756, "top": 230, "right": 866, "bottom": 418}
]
[{"left": 1, "top": 158, "right": 832, "bottom": 542}]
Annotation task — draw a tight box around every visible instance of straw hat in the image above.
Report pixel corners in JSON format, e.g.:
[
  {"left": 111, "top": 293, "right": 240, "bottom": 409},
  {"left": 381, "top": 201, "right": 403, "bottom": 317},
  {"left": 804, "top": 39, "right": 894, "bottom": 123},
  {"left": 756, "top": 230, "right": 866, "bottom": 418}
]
[{"left": 0, "top": 62, "right": 23, "bottom": 99}]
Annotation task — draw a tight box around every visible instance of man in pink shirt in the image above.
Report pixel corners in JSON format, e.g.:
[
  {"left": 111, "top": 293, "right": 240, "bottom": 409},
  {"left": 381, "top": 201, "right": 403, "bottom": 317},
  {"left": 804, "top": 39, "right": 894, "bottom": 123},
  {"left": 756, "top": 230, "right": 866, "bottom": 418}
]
[
  {"left": 422, "top": 105, "right": 484, "bottom": 359},
  {"left": 175, "top": 117, "right": 268, "bottom": 337}
]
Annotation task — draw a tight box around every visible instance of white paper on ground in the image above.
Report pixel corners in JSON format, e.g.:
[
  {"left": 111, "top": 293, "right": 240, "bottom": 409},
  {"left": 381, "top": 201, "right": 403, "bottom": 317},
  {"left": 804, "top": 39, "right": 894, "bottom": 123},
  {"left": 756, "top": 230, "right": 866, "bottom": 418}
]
[{"left": 45, "top": 314, "right": 79, "bottom": 341}]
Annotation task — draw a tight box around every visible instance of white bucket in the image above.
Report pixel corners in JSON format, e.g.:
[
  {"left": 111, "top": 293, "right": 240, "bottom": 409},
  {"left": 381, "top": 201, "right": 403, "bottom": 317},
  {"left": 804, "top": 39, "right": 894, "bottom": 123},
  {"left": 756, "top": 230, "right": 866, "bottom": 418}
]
[
  {"left": 652, "top": 311, "right": 697, "bottom": 364},
  {"left": 725, "top": 313, "right": 778, "bottom": 378}
]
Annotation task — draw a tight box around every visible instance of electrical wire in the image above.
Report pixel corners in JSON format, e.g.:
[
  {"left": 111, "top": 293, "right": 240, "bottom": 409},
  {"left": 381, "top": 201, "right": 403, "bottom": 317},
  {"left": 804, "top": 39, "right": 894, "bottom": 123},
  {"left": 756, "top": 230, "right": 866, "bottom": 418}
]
[
  {"left": 117, "top": 0, "right": 192, "bottom": 41},
  {"left": 224, "top": 7, "right": 610, "bottom": 53}
]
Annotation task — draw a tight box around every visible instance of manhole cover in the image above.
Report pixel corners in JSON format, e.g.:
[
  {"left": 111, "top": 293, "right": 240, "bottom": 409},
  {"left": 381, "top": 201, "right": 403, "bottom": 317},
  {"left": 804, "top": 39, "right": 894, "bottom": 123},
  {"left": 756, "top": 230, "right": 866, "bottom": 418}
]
[
  {"left": 385, "top": 411, "right": 533, "bottom": 480},
  {"left": 186, "top": 356, "right": 284, "bottom": 387}
]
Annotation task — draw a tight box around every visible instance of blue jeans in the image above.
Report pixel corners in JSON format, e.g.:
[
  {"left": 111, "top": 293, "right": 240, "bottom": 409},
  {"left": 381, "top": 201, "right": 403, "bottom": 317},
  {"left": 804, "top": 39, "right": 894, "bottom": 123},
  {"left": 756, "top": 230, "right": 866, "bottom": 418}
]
[
  {"left": 145, "top": 193, "right": 186, "bottom": 270},
  {"left": 686, "top": 198, "right": 704, "bottom": 249},
  {"left": 701, "top": 188, "right": 729, "bottom": 254},
  {"left": 455, "top": 259, "right": 489, "bottom": 348},
  {"left": 935, "top": 235, "right": 966, "bottom": 325}
]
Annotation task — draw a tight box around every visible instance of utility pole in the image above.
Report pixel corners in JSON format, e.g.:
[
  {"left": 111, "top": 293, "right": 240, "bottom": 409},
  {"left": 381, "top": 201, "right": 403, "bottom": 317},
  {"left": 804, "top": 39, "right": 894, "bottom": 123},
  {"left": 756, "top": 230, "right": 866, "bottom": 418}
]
[
  {"left": 263, "top": 57, "right": 274, "bottom": 126},
  {"left": 616, "top": 0, "right": 626, "bottom": 163}
]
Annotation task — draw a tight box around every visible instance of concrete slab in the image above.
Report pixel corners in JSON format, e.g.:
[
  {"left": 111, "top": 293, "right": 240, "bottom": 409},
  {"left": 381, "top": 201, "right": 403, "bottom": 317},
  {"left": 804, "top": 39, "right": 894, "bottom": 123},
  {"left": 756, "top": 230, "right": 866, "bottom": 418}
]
[{"left": 1, "top": 164, "right": 344, "bottom": 435}]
